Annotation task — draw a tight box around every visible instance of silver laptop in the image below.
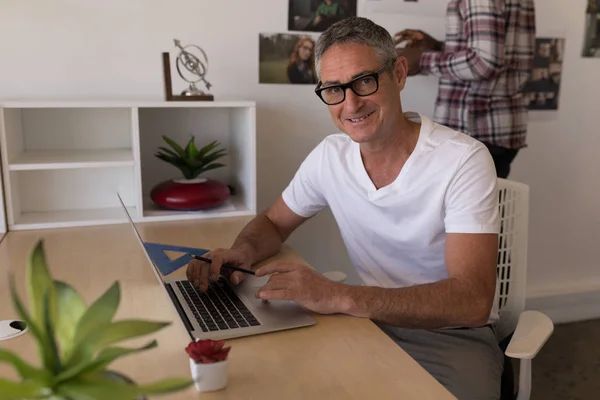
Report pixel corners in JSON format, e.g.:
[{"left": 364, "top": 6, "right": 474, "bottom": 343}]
[{"left": 116, "top": 193, "right": 315, "bottom": 341}]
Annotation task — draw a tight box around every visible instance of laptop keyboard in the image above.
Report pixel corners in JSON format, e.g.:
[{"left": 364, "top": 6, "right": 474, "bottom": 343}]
[{"left": 177, "top": 278, "right": 261, "bottom": 332}]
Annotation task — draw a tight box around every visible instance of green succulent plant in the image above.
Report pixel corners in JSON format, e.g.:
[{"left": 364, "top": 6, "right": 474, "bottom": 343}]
[
  {"left": 155, "top": 135, "right": 227, "bottom": 180},
  {"left": 0, "top": 239, "right": 194, "bottom": 399}
]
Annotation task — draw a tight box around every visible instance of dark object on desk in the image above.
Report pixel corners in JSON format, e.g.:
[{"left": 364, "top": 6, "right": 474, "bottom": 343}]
[
  {"left": 9, "top": 320, "right": 27, "bottom": 331},
  {"left": 191, "top": 255, "right": 256, "bottom": 276},
  {"left": 0, "top": 319, "right": 28, "bottom": 341}
]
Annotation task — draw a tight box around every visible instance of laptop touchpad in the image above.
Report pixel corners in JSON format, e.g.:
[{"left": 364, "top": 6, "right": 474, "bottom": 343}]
[{"left": 244, "top": 274, "right": 269, "bottom": 288}]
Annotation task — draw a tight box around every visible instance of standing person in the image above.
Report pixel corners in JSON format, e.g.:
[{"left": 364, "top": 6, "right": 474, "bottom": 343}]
[
  {"left": 395, "top": 0, "right": 536, "bottom": 178},
  {"left": 188, "top": 16, "right": 504, "bottom": 399}
]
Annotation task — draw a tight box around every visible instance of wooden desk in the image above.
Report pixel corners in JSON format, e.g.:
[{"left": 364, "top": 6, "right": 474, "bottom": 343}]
[{"left": 0, "top": 217, "right": 455, "bottom": 399}]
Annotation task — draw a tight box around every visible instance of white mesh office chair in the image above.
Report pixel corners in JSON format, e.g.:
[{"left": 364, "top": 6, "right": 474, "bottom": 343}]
[
  {"left": 324, "top": 178, "right": 553, "bottom": 399},
  {"left": 495, "top": 178, "right": 554, "bottom": 400}
]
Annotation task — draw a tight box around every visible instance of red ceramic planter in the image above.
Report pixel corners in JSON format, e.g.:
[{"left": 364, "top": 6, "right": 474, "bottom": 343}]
[{"left": 150, "top": 178, "right": 231, "bottom": 211}]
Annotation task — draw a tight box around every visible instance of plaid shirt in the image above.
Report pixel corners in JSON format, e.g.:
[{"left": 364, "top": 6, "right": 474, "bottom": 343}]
[{"left": 419, "top": 0, "right": 536, "bottom": 149}]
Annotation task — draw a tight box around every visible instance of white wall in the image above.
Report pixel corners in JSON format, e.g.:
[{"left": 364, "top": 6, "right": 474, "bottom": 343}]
[
  {"left": 508, "top": 0, "right": 600, "bottom": 321},
  {"left": 0, "top": 1, "right": 598, "bottom": 320}
]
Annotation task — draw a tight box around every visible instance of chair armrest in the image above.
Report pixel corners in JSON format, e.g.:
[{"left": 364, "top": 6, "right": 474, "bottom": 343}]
[{"left": 505, "top": 310, "right": 554, "bottom": 359}]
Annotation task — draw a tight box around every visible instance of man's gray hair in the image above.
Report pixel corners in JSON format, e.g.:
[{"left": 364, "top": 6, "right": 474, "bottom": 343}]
[{"left": 314, "top": 17, "right": 397, "bottom": 81}]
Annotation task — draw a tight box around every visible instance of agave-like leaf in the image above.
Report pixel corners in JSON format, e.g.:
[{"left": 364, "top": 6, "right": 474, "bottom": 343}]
[
  {"left": 0, "top": 348, "right": 50, "bottom": 382},
  {"left": 154, "top": 153, "right": 181, "bottom": 169},
  {"left": 195, "top": 162, "right": 226, "bottom": 176},
  {"left": 57, "top": 379, "right": 144, "bottom": 400},
  {"left": 9, "top": 274, "right": 53, "bottom": 372},
  {"left": 157, "top": 146, "right": 180, "bottom": 159},
  {"left": 155, "top": 154, "right": 195, "bottom": 179},
  {"left": 162, "top": 136, "right": 185, "bottom": 157},
  {"left": 154, "top": 152, "right": 180, "bottom": 164},
  {"left": 73, "top": 282, "right": 120, "bottom": 344},
  {"left": 155, "top": 154, "right": 193, "bottom": 171},
  {"left": 156, "top": 136, "right": 227, "bottom": 180},
  {"left": 154, "top": 154, "right": 189, "bottom": 171},
  {"left": 86, "top": 320, "right": 171, "bottom": 354},
  {"left": 26, "top": 240, "right": 55, "bottom": 333},
  {"left": 67, "top": 282, "right": 120, "bottom": 368},
  {"left": 196, "top": 140, "right": 220, "bottom": 160},
  {"left": 181, "top": 168, "right": 196, "bottom": 180},
  {"left": 184, "top": 136, "right": 199, "bottom": 160},
  {"left": 55, "top": 340, "right": 158, "bottom": 384},
  {"left": 53, "top": 281, "right": 86, "bottom": 362},
  {"left": 42, "top": 289, "right": 62, "bottom": 374},
  {"left": 0, "top": 378, "right": 48, "bottom": 400},
  {"left": 197, "top": 150, "right": 227, "bottom": 168}
]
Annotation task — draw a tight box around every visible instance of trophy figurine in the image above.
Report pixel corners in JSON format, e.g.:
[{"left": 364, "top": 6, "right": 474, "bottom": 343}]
[{"left": 162, "top": 39, "right": 214, "bottom": 101}]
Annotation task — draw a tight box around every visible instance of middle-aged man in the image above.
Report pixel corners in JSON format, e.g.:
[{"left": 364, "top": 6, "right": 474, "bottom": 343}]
[
  {"left": 395, "top": 0, "right": 536, "bottom": 179},
  {"left": 188, "top": 16, "right": 503, "bottom": 399}
]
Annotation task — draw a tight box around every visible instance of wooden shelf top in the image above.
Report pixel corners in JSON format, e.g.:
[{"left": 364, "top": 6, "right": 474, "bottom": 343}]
[{"left": 0, "top": 100, "right": 256, "bottom": 108}]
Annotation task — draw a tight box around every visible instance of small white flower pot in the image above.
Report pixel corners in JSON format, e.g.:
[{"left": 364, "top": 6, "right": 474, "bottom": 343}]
[{"left": 189, "top": 358, "right": 229, "bottom": 392}]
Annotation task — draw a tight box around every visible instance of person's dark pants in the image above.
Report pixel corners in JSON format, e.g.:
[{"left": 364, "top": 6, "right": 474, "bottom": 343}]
[
  {"left": 375, "top": 323, "right": 504, "bottom": 399},
  {"left": 485, "top": 145, "right": 519, "bottom": 179}
]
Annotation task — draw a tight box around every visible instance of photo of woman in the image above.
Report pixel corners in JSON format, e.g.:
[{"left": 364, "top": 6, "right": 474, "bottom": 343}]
[
  {"left": 286, "top": 37, "right": 317, "bottom": 84},
  {"left": 259, "top": 32, "right": 319, "bottom": 85}
]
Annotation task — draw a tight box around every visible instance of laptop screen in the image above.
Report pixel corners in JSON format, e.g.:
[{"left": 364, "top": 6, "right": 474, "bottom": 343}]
[{"left": 116, "top": 193, "right": 165, "bottom": 286}]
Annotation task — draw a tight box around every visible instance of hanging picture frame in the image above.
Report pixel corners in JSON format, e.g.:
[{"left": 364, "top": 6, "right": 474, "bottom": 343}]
[
  {"left": 523, "top": 36, "right": 565, "bottom": 112},
  {"left": 361, "top": 0, "right": 447, "bottom": 17},
  {"left": 582, "top": 0, "right": 600, "bottom": 57}
]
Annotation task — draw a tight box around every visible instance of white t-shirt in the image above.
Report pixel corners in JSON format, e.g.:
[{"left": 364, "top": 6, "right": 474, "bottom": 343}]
[{"left": 281, "top": 112, "right": 501, "bottom": 324}]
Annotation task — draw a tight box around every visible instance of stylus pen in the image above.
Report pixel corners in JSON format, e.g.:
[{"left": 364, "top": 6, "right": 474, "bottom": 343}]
[{"left": 190, "top": 255, "right": 256, "bottom": 275}]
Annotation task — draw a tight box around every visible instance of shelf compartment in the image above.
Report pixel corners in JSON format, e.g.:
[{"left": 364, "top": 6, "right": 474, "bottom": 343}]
[
  {"left": 7, "top": 167, "right": 137, "bottom": 230},
  {"left": 137, "top": 106, "right": 256, "bottom": 219},
  {"left": 8, "top": 148, "right": 134, "bottom": 171},
  {"left": 1, "top": 107, "right": 133, "bottom": 160},
  {"left": 12, "top": 207, "right": 137, "bottom": 231},
  {"left": 142, "top": 196, "right": 253, "bottom": 222}
]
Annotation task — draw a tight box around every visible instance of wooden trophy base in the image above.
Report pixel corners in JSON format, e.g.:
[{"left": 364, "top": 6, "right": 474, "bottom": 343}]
[{"left": 162, "top": 52, "right": 214, "bottom": 102}]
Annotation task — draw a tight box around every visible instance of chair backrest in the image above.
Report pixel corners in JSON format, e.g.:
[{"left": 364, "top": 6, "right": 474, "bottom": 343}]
[{"left": 494, "top": 178, "right": 530, "bottom": 342}]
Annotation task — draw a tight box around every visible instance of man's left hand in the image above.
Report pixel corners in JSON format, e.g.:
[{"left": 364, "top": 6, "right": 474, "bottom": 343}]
[
  {"left": 396, "top": 46, "right": 424, "bottom": 76},
  {"left": 255, "top": 262, "right": 345, "bottom": 314}
]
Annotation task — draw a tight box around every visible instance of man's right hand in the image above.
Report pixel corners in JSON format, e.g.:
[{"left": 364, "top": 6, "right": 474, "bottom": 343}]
[
  {"left": 394, "top": 29, "right": 443, "bottom": 52},
  {"left": 186, "top": 248, "right": 252, "bottom": 292}
]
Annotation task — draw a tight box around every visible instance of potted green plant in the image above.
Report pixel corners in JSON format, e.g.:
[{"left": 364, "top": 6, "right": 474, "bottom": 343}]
[
  {"left": 185, "top": 339, "right": 231, "bottom": 392},
  {"left": 151, "top": 135, "right": 231, "bottom": 211},
  {"left": 0, "top": 239, "right": 194, "bottom": 399}
]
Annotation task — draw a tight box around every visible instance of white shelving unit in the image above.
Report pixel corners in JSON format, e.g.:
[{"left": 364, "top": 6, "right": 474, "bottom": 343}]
[{"left": 0, "top": 101, "right": 257, "bottom": 231}]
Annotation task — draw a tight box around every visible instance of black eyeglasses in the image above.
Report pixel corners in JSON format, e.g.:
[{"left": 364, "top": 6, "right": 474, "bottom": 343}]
[{"left": 314, "top": 60, "right": 395, "bottom": 105}]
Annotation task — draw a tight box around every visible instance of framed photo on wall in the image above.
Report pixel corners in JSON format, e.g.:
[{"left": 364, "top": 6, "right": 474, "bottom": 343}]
[
  {"left": 523, "top": 37, "right": 565, "bottom": 111},
  {"left": 288, "top": 0, "right": 357, "bottom": 32},
  {"left": 582, "top": 0, "right": 600, "bottom": 57},
  {"left": 259, "top": 32, "right": 320, "bottom": 84},
  {"left": 361, "top": 0, "right": 447, "bottom": 17}
]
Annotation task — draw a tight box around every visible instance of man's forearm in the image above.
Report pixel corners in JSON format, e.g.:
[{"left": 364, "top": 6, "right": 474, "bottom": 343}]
[
  {"left": 419, "top": 48, "right": 503, "bottom": 81},
  {"left": 230, "top": 214, "right": 285, "bottom": 266},
  {"left": 337, "top": 277, "right": 494, "bottom": 329}
]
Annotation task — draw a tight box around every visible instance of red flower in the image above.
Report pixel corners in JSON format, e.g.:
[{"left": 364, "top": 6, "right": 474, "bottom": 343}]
[{"left": 186, "top": 339, "right": 231, "bottom": 364}]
